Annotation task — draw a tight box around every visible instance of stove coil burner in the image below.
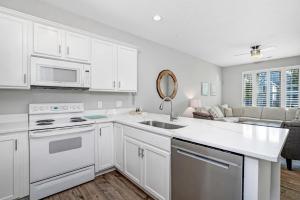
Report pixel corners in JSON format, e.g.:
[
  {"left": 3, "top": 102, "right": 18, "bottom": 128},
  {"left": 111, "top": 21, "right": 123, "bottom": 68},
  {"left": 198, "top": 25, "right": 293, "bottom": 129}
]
[
  {"left": 36, "top": 119, "right": 55, "bottom": 123},
  {"left": 37, "top": 122, "right": 53, "bottom": 126},
  {"left": 70, "top": 117, "right": 87, "bottom": 122}
]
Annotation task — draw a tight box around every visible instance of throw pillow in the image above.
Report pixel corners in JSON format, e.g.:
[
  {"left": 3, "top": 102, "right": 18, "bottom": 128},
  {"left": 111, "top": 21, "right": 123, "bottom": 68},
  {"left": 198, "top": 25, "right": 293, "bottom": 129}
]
[
  {"left": 218, "top": 104, "right": 229, "bottom": 115},
  {"left": 224, "top": 108, "right": 233, "bottom": 117},
  {"left": 209, "top": 106, "right": 224, "bottom": 118}
]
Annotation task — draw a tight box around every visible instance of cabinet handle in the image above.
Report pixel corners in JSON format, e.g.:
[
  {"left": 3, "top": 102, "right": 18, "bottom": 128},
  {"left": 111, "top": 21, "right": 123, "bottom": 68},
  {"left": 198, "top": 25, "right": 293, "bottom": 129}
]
[
  {"left": 118, "top": 81, "right": 121, "bottom": 88},
  {"left": 141, "top": 148, "right": 144, "bottom": 158},
  {"left": 99, "top": 129, "right": 101, "bottom": 136},
  {"left": 23, "top": 74, "right": 27, "bottom": 84},
  {"left": 67, "top": 46, "right": 70, "bottom": 55},
  {"left": 113, "top": 81, "right": 116, "bottom": 88},
  {"left": 15, "top": 140, "right": 18, "bottom": 151},
  {"left": 58, "top": 45, "right": 61, "bottom": 54}
]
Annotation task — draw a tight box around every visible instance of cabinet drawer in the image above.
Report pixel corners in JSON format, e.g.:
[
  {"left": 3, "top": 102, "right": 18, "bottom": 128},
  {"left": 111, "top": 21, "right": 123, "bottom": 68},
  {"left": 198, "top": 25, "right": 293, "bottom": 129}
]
[{"left": 123, "top": 125, "right": 171, "bottom": 152}]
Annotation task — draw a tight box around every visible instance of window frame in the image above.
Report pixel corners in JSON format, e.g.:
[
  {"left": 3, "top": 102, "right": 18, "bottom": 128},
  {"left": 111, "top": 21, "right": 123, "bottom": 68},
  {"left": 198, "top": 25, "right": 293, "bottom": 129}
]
[{"left": 241, "top": 65, "right": 300, "bottom": 108}]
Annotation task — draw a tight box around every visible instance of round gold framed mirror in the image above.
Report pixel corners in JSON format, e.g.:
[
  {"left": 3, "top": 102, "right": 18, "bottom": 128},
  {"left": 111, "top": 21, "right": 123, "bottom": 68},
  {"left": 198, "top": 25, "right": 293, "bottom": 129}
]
[{"left": 156, "top": 70, "right": 178, "bottom": 100}]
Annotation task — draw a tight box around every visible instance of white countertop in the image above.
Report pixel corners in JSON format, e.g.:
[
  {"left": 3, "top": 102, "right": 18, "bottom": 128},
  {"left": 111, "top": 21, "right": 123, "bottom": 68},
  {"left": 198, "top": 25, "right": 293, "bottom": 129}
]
[
  {"left": 0, "top": 114, "right": 28, "bottom": 134},
  {"left": 88, "top": 112, "right": 289, "bottom": 162},
  {"left": 0, "top": 110, "right": 289, "bottom": 162}
]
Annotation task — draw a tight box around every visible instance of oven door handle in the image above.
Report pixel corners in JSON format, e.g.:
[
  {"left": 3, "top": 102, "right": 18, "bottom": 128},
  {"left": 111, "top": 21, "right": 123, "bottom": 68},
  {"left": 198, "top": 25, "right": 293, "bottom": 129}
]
[{"left": 29, "top": 125, "right": 95, "bottom": 138}]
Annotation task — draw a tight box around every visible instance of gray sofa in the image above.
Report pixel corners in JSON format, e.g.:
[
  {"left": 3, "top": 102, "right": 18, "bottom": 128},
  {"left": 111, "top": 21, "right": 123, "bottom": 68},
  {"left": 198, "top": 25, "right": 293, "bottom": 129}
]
[
  {"left": 216, "top": 107, "right": 296, "bottom": 128},
  {"left": 193, "top": 106, "right": 300, "bottom": 170}
]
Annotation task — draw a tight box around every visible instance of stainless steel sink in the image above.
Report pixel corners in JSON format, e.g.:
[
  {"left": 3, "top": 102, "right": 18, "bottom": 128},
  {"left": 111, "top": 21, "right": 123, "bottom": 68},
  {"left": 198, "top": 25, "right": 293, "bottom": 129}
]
[{"left": 139, "top": 120, "right": 185, "bottom": 129}]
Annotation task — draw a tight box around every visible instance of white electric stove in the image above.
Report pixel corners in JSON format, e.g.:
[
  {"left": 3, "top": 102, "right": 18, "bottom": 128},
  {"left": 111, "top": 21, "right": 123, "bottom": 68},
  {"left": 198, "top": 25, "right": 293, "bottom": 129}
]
[{"left": 29, "top": 103, "right": 95, "bottom": 200}]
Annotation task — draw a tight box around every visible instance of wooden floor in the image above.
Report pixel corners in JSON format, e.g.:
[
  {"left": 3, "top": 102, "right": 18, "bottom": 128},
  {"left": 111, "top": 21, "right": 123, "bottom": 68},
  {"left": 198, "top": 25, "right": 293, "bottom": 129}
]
[
  {"left": 281, "top": 168, "right": 300, "bottom": 200},
  {"left": 44, "top": 170, "right": 153, "bottom": 200},
  {"left": 43, "top": 169, "right": 300, "bottom": 200}
]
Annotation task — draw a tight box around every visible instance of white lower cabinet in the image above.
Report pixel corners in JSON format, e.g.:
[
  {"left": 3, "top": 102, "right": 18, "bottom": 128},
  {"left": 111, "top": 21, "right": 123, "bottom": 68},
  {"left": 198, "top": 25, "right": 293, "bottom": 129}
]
[
  {"left": 114, "top": 123, "right": 124, "bottom": 171},
  {"left": 143, "top": 144, "right": 170, "bottom": 200},
  {"left": 122, "top": 125, "right": 170, "bottom": 200},
  {"left": 95, "top": 123, "right": 114, "bottom": 172},
  {"left": 124, "top": 136, "right": 143, "bottom": 185},
  {"left": 0, "top": 132, "right": 29, "bottom": 200}
]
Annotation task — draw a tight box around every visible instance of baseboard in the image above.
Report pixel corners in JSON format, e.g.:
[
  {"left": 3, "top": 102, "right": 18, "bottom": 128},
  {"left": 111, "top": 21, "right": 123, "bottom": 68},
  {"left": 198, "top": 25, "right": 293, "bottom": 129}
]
[{"left": 95, "top": 167, "right": 116, "bottom": 176}]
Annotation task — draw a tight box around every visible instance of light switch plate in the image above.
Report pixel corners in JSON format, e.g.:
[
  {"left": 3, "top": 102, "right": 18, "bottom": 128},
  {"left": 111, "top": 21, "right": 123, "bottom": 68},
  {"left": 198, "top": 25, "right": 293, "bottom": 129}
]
[
  {"left": 116, "top": 100, "right": 122, "bottom": 108},
  {"left": 97, "top": 101, "right": 103, "bottom": 109}
]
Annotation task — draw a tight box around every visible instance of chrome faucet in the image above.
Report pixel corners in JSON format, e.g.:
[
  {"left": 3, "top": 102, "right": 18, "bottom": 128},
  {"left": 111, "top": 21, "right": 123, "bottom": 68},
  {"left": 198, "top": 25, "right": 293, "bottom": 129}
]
[{"left": 159, "top": 97, "right": 178, "bottom": 121}]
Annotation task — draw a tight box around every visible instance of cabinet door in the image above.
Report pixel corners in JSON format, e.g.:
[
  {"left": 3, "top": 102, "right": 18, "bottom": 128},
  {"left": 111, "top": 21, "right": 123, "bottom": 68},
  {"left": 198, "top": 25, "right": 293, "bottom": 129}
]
[
  {"left": 0, "top": 13, "right": 28, "bottom": 88},
  {"left": 0, "top": 140, "right": 16, "bottom": 200},
  {"left": 33, "top": 23, "right": 62, "bottom": 57},
  {"left": 114, "top": 124, "right": 124, "bottom": 171},
  {"left": 124, "top": 136, "right": 142, "bottom": 185},
  {"left": 143, "top": 144, "right": 170, "bottom": 200},
  {"left": 65, "top": 31, "right": 91, "bottom": 62},
  {"left": 96, "top": 124, "right": 114, "bottom": 172},
  {"left": 91, "top": 40, "right": 116, "bottom": 91},
  {"left": 117, "top": 46, "right": 137, "bottom": 92}
]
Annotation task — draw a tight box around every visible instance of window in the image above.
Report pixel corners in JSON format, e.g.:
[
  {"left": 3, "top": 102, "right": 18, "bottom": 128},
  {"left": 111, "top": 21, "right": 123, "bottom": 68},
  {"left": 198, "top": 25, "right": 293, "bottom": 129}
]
[
  {"left": 256, "top": 72, "right": 267, "bottom": 107},
  {"left": 270, "top": 71, "right": 281, "bottom": 107},
  {"left": 243, "top": 73, "right": 253, "bottom": 106},
  {"left": 242, "top": 66, "right": 300, "bottom": 108},
  {"left": 286, "top": 68, "right": 299, "bottom": 108}
]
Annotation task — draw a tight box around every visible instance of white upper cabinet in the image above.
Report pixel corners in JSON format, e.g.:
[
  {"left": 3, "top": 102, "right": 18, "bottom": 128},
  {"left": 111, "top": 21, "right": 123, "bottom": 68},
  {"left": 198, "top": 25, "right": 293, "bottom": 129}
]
[
  {"left": 90, "top": 40, "right": 138, "bottom": 92},
  {"left": 33, "top": 23, "right": 62, "bottom": 57},
  {"left": 91, "top": 39, "right": 116, "bottom": 91},
  {"left": 0, "top": 13, "right": 29, "bottom": 89},
  {"left": 33, "top": 23, "right": 91, "bottom": 63},
  {"left": 117, "top": 46, "right": 138, "bottom": 92},
  {"left": 65, "top": 31, "right": 91, "bottom": 62}
]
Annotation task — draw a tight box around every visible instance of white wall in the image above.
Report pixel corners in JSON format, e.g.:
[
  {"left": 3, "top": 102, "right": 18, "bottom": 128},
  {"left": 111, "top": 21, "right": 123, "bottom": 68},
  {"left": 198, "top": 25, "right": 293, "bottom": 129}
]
[
  {"left": 222, "top": 55, "right": 300, "bottom": 107},
  {"left": 0, "top": 0, "right": 222, "bottom": 114}
]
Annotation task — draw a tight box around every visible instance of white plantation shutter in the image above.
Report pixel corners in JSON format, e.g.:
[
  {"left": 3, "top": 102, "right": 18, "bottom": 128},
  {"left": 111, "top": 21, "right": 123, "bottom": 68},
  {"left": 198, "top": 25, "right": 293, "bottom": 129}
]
[
  {"left": 256, "top": 72, "right": 267, "bottom": 107},
  {"left": 269, "top": 71, "right": 281, "bottom": 107},
  {"left": 243, "top": 73, "right": 253, "bottom": 106},
  {"left": 285, "top": 68, "right": 299, "bottom": 108}
]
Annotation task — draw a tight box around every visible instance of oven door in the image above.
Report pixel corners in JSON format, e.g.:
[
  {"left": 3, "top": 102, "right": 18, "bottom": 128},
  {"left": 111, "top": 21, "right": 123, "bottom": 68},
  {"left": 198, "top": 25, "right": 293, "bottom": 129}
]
[
  {"left": 31, "top": 57, "right": 84, "bottom": 88},
  {"left": 29, "top": 125, "right": 95, "bottom": 183}
]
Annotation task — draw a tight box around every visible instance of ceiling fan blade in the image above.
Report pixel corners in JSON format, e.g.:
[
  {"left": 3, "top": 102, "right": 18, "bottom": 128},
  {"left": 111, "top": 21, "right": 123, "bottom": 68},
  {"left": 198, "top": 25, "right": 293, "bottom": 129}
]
[
  {"left": 234, "top": 52, "right": 250, "bottom": 56},
  {"left": 261, "top": 46, "right": 276, "bottom": 52}
]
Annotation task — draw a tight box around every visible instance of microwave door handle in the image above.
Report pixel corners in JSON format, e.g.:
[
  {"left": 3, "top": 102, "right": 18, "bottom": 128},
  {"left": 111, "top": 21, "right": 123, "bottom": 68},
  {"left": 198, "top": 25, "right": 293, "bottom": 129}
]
[{"left": 30, "top": 126, "right": 95, "bottom": 138}]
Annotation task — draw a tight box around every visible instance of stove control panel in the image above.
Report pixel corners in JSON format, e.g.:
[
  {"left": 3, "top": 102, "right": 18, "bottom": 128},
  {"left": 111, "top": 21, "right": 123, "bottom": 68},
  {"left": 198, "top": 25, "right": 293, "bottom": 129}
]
[{"left": 29, "top": 103, "right": 84, "bottom": 114}]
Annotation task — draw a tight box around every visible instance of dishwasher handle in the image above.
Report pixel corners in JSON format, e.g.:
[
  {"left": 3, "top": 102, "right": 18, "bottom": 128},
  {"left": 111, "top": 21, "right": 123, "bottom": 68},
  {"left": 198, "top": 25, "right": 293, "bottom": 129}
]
[{"left": 175, "top": 147, "right": 237, "bottom": 169}]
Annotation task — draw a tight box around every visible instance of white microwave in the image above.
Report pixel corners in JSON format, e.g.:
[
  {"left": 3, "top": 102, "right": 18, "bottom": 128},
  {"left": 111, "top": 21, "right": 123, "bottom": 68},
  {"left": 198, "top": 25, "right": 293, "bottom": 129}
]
[{"left": 31, "top": 57, "right": 91, "bottom": 88}]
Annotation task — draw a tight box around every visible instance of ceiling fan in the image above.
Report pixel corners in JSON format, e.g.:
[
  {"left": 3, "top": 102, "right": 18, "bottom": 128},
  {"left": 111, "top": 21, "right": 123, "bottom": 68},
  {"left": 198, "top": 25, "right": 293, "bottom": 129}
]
[{"left": 234, "top": 45, "right": 275, "bottom": 59}]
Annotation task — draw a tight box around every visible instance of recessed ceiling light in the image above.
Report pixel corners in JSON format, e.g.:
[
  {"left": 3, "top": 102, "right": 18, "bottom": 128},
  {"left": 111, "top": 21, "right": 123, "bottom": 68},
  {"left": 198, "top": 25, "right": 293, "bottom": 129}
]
[{"left": 153, "top": 15, "right": 162, "bottom": 21}]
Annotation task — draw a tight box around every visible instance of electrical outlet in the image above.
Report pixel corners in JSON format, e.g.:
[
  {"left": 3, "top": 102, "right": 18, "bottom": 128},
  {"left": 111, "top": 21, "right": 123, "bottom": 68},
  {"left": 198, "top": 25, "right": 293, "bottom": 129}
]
[
  {"left": 116, "top": 100, "right": 123, "bottom": 108},
  {"left": 97, "top": 101, "right": 103, "bottom": 109}
]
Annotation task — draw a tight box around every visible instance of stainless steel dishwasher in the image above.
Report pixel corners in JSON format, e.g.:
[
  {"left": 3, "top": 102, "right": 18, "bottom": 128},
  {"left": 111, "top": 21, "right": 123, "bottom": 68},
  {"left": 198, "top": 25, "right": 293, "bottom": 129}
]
[{"left": 171, "top": 138, "right": 244, "bottom": 200}]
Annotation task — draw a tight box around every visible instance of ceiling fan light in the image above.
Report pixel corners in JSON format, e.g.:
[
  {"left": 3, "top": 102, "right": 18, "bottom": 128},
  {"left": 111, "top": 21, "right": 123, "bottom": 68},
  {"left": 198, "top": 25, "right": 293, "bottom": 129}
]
[{"left": 251, "top": 49, "right": 262, "bottom": 58}]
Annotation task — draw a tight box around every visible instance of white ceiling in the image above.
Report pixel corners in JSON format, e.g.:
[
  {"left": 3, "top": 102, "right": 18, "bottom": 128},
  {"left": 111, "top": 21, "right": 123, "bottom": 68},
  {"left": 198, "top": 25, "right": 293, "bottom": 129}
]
[{"left": 38, "top": 0, "right": 300, "bottom": 67}]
